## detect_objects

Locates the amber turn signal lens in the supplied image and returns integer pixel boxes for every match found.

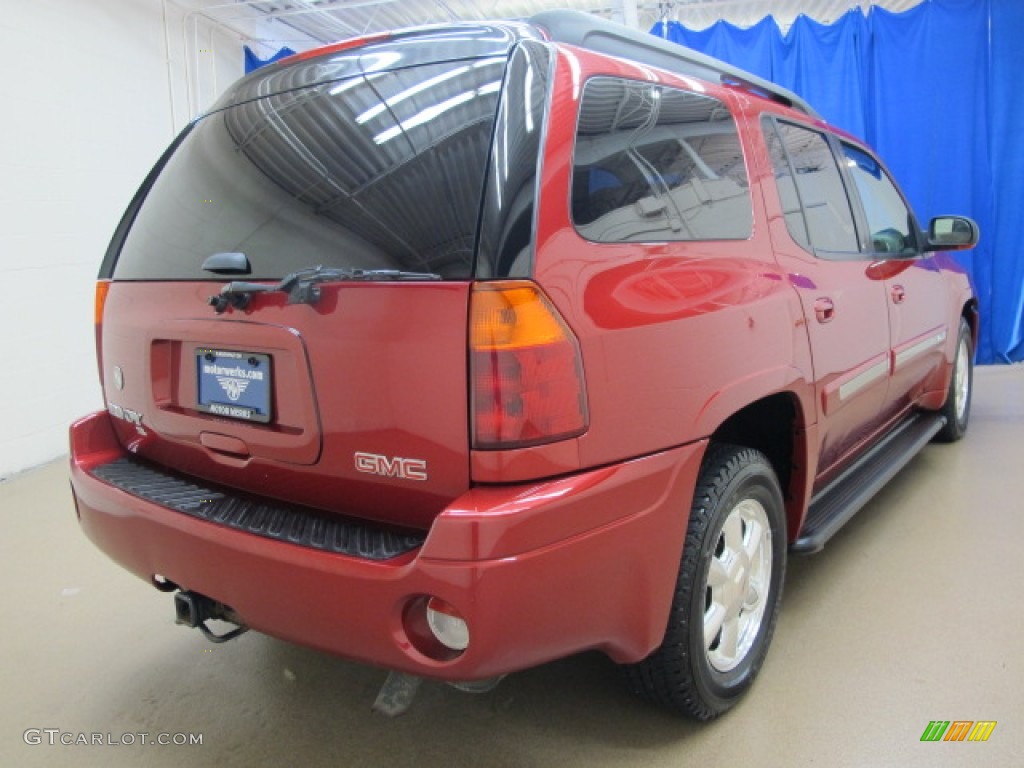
[470,284,570,350]
[94,280,111,326]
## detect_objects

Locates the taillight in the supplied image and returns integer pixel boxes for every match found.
[95,280,110,325]
[95,280,111,387]
[469,281,588,450]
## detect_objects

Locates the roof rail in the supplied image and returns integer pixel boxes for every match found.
[528,10,818,118]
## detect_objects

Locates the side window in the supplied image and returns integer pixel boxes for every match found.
[764,119,860,255]
[571,77,752,243]
[841,144,917,254]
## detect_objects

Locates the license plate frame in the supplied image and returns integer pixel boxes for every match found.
[195,348,272,423]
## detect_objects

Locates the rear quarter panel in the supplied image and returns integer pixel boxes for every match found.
[531,47,817,471]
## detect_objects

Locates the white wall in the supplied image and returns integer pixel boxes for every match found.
[0,0,253,478]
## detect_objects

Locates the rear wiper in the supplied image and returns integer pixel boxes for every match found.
[208,266,442,313]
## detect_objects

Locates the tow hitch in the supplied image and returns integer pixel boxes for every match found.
[174,590,249,643]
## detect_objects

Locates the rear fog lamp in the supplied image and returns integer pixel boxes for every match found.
[426,597,470,652]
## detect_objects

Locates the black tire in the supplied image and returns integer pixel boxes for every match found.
[625,444,786,720]
[934,318,973,443]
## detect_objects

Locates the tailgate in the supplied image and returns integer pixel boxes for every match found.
[101,280,470,529]
[94,33,520,528]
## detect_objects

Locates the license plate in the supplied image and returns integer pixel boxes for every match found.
[196,349,272,423]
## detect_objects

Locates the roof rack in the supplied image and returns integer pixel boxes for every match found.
[528,10,818,118]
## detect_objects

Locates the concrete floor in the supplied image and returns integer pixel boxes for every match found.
[2,366,1022,768]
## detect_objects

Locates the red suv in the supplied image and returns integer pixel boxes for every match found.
[69,10,978,719]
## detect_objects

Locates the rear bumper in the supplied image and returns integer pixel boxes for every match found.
[70,410,706,681]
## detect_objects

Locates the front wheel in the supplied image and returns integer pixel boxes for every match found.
[934,318,973,443]
[625,445,786,719]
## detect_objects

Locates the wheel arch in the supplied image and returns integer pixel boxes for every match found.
[707,391,812,543]
[962,298,980,351]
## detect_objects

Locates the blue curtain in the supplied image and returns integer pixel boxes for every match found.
[655,0,1023,364]
[989,0,1024,362]
[244,45,296,73]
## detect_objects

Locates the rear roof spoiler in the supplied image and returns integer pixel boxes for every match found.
[529,9,819,118]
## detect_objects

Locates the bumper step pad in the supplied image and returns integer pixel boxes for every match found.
[90,457,425,561]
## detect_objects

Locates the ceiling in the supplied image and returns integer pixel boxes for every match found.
[171,0,926,56]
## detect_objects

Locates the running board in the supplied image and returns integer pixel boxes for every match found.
[792,412,946,554]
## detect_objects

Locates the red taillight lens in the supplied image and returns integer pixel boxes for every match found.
[470,281,588,450]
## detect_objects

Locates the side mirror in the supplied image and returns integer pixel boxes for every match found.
[924,216,979,252]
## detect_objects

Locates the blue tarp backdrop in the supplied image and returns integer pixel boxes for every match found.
[653,0,1024,364]
[243,44,296,73]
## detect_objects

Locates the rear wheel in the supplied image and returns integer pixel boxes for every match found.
[935,318,973,443]
[625,445,786,719]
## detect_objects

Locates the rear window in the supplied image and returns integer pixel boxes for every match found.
[571,77,752,243]
[112,56,509,281]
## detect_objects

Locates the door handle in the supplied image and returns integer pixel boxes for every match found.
[891,284,906,304]
[813,297,835,323]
